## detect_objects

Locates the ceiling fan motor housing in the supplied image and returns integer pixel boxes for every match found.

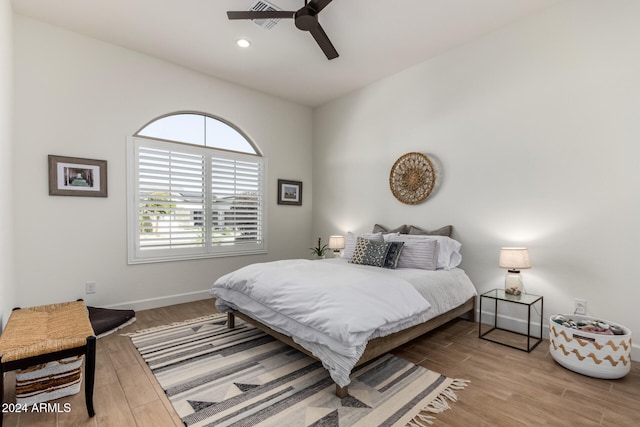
[295,8,318,31]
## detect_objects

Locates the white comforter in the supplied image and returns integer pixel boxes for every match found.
[211,259,476,387]
[211,259,431,357]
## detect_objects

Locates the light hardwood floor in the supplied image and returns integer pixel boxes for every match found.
[2,299,639,426]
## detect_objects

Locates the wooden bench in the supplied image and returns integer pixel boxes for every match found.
[0,301,96,426]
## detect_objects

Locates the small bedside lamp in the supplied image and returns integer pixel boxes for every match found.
[499,247,531,295]
[328,235,345,258]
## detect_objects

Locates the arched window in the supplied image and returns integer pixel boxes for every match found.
[137,113,259,154]
[127,112,266,264]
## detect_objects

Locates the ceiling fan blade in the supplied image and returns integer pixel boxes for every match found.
[309,0,334,13]
[227,10,294,20]
[309,24,339,60]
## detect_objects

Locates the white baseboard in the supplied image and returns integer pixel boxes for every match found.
[102,298,640,363]
[479,309,639,362]
[103,289,211,312]
[478,309,548,339]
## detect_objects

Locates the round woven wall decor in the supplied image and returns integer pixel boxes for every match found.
[389,152,436,205]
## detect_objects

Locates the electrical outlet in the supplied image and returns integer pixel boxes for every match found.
[86,281,96,294]
[574,298,587,315]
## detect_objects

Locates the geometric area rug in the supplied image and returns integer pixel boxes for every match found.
[126,314,469,427]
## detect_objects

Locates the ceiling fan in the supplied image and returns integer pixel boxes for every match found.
[227,0,339,60]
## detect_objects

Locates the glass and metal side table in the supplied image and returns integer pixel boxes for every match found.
[478,288,543,352]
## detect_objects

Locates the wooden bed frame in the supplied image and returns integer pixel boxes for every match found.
[224,296,476,398]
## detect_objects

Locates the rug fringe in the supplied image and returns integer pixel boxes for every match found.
[407,413,437,426]
[406,378,470,426]
[121,313,226,336]
[97,316,137,338]
[449,378,471,390]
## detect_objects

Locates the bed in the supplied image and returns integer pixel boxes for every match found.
[210,231,477,397]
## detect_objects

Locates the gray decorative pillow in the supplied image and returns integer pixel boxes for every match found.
[372,224,409,234]
[408,225,453,237]
[350,237,391,268]
[383,241,405,269]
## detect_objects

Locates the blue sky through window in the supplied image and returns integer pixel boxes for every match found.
[137,113,257,154]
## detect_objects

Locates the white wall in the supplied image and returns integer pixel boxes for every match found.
[313,0,640,359]
[13,16,313,310]
[0,1,15,327]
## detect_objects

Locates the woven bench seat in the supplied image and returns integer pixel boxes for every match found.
[0,301,96,425]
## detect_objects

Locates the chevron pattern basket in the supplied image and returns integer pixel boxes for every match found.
[549,314,631,379]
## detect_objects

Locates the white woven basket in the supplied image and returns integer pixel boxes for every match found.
[549,314,631,379]
[15,356,83,405]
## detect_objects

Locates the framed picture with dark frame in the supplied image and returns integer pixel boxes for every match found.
[277,179,302,206]
[48,155,108,197]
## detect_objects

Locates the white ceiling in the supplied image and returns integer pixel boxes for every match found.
[11,0,563,107]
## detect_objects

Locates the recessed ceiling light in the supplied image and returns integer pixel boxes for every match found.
[236,38,251,48]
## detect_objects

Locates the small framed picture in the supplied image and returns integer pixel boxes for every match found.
[48,155,108,197]
[277,179,302,206]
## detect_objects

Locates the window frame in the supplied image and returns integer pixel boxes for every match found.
[127,114,267,264]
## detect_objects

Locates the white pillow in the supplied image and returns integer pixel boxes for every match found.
[343,232,383,261]
[386,234,462,270]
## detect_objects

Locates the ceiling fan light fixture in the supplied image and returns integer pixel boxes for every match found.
[236,38,251,48]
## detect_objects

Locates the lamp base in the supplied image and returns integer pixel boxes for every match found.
[504,270,524,296]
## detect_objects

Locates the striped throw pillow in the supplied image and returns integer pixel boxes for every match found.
[387,235,439,270]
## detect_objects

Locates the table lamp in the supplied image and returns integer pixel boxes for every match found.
[499,247,531,295]
[328,235,345,258]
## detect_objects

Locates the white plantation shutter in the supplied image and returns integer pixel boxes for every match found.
[211,156,264,251]
[128,137,266,263]
[137,144,205,252]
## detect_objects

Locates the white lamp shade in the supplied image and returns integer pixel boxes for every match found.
[499,247,531,271]
[328,235,345,250]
